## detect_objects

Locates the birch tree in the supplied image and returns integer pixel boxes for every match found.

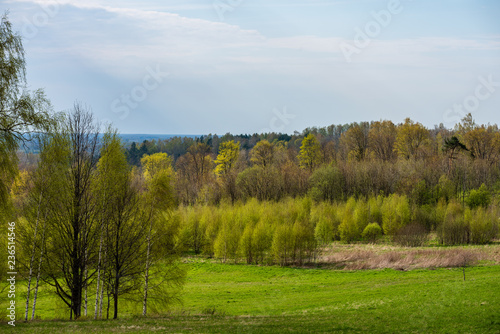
[140,153,177,316]
[0,13,54,207]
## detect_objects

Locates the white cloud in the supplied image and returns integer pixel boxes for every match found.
[7,0,500,133]
[13,0,500,74]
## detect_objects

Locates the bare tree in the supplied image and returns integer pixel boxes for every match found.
[41,104,100,319]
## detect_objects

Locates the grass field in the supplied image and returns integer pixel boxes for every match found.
[2,251,500,333]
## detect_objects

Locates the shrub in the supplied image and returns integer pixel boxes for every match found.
[314,216,334,246]
[469,207,498,244]
[362,223,382,243]
[381,194,411,237]
[292,221,316,265]
[394,223,428,247]
[179,207,206,254]
[272,225,294,266]
[412,204,437,232]
[368,195,383,225]
[311,202,340,241]
[466,184,491,209]
[239,224,254,264]
[252,220,272,264]
[338,197,360,243]
[438,200,469,245]
[213,211,240,262]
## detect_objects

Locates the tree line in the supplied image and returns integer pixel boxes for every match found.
[122,115,500,208]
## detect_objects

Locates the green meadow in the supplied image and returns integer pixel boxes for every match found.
[2,259,499,333]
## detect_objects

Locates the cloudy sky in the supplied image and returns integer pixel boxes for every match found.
[3,0,500,134]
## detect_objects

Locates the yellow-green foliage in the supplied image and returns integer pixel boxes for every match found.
[177,198,319,265]
[469,206,498,244]
[381,194,410,237]
[239,224,254,264]
[314,215,334,246]
[201,207,221,256]
[338,197,359,243]
[298,134,321,170]
[362,223,383,242]
[214,141,240,176]
[178,206,206,254]
[368,196,383,225]
[437,201,499,245]
[252,220,273,264]
[438,200,467,245]
[214,210,241,262]
[272,224,294,266]
[175,194,499,265]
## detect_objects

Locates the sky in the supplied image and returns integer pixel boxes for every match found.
[3,0,500,135]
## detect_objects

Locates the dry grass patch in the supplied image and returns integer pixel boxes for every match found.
[319,243,500,270]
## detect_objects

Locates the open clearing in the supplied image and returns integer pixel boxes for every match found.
[2,245,500,333]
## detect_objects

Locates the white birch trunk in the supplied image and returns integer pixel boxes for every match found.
[31,212,47,321]
[94,229,104,319]
[142,220,153,316]
[24,191,43,321]
[99,247,107,318]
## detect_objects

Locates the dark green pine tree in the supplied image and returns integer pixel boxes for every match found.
[126,142,140,166]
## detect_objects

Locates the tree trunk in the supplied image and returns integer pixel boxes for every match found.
[84,248,88,317]
[94,232,104,319]
[25,191,43,321]
[113,274,120,319]
[99,247,107,319]
[70,244,82,319]
[31,213,47,321]
[31,252,43,321]
[143,222,153,316]
[95,183,108,319]
[106,289,111,319]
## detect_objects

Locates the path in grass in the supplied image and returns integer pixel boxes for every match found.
[3,261,500,333]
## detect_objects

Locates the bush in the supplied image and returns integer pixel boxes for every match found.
[338,197,360,243]
[412,205,438,232]
[179,207,206,254]
[314,215,335,246]
[272,225,294,266]
[466,184,491,209]
[252,221,272,264]
[239,224,254,264]
[362,223,382,243]
[368,196,383,225]
[213,211,240,262]
[311,202,340,242]
[381,194,411,237]
[394,223,428,247]
[438,200,469,245]
[292,221,316,265]
[469,207,498,244]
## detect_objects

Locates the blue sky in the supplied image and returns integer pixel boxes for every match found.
[3,0,500,134]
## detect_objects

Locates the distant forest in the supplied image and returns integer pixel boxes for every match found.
[122,114,500,207]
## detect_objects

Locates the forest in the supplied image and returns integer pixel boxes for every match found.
[1,11,499,327]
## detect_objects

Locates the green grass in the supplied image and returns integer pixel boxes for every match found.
[2,261,500,333]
